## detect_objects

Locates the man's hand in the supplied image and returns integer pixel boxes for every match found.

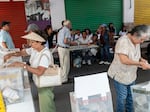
[140,61,150,70]
[7,61,24,68]
[4,53,12,62]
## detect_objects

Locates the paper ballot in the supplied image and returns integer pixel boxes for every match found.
[74,72,110,99]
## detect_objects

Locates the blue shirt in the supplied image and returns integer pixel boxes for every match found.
[57,26,71,47]
[0,29,15,49]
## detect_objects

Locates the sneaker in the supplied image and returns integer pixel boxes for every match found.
[82,60,86,64]
[104,61,110,65]
[99,61,104,64]
[87,60,92,65]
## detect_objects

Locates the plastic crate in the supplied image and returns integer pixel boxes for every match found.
[131,81,150,112]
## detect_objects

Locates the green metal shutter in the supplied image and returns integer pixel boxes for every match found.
[65,0,122,33]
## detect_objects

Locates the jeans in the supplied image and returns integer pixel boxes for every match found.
[114,80,135,112]
[100,45,111,62]
[82,50,92,62]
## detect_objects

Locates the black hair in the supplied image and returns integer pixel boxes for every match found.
[120,24,126,31]
[35,31,47,45]
[129,25,148,37]
[81,30,87,34]
[93,33,98,38]
[44,25,52,34]
[108,23,115,32]
[61,20,65,26]
[84,28,91,34]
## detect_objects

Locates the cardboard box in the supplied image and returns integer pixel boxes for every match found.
[131,81,150,112]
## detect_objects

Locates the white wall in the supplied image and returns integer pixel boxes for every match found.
[123,0,134,23]
[50,0,66,30]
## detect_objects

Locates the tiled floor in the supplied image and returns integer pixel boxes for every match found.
[54,63,150,112]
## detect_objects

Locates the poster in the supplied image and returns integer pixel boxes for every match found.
[25,0,51,30]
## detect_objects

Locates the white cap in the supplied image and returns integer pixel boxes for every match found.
[25,23,39,33]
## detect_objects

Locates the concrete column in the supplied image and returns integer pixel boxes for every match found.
[50,0,66,30]
[123,0,134,30]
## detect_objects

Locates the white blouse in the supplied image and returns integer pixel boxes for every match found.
[108,35,141,85]
[26,47,53,68]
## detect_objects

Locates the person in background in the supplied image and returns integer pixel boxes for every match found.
[78,30,93,65]
[99,24,111,65]
[96,25,103,40]
[24,23,40,48]
[119,25,128,36]
[70,29,76,41]
[4,32,56,112]
[90,34,99,62]
[0,21,15,49]
[57,20,77,83]
[44,25,56,48]
[25,23,40,34]
[108,22,117,35]
[108,25,149,112]
[85,28,93,40]
[108,23,116,50]
[74,29,82,40]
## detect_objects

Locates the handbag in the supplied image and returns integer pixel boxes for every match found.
[33,51,62,88]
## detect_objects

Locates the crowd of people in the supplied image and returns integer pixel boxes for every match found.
[56,21,128,66]
[1,19,150,112]
[0,20,128,67]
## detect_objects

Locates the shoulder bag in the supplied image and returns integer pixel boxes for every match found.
[34,51,62,88]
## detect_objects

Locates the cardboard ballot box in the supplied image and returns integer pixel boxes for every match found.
[70,73,113,112]
[131,81,150,112]
[0,67,24,105]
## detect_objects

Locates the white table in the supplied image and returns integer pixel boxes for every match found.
[6,89,35,112]
[50,44,99,53]
[69,44,98,51]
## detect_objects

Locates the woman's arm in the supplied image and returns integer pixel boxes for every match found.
[4,49,28,62]
[24,64,46,76]
[118,54,141,66]
[8,62,47,76]
[118,53,150,70]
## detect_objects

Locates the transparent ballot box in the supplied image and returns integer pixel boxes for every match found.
[70,92,113,112]
[0,48,21,66]
[0,67,24,105]
[70,73,113,112]
[131,81,150,112]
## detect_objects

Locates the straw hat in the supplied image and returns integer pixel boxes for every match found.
[22,32,46,42]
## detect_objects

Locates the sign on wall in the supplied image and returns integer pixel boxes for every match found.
[25,0,51,30]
